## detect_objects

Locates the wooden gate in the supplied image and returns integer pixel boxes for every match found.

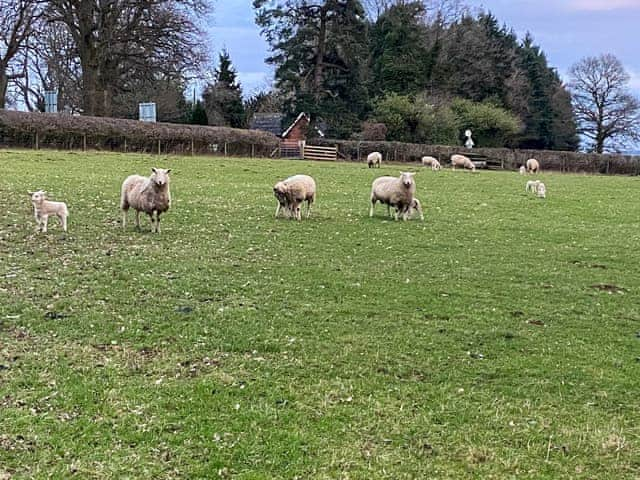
[303,144,337,161]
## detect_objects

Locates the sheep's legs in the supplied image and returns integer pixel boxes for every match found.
[122,210,127,229]
[135,211,141,229]
[306,200,313,219]
[369,200,375,218]
[156,213,161,233]
[41,215,49,232]
[60,214,68,232]
[275,203,281,218]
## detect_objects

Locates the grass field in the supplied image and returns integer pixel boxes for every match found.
[0,149,639,479]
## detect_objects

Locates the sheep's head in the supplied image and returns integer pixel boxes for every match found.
[399,172,416,189]
[151,168,171,188]
[29,190,46,203]
[273,181,288,203]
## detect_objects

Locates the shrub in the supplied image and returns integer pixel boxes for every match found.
[450,98,522,148]
[361,122,388,141]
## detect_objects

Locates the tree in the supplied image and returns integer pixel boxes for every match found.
[569,54,640,153]
[46,0,208,117]
[0,0,42,108]
[254,0,369,138]
[202,50,246,128]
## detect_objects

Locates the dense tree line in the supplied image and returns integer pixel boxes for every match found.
[254,0,581,150]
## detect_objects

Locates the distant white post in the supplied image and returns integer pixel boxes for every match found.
[465,129,474,149]
[139,102,157,122]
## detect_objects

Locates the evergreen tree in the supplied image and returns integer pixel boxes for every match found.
[190,101,209,125]
[203,50,246,128]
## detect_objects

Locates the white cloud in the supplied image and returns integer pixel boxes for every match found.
[567,0,640,11]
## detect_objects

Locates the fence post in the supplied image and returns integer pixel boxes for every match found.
[158,139,161,155]
[357,142,360,162]
[83,134,87,152]
[251,144,255,158]
[224,142,227,157]
[35,131,39,150]
[191,138,195,156]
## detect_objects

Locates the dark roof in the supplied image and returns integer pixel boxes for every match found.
[250,113,283,136]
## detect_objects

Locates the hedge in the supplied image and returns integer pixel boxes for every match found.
[312,138,640,175]
[0,109,280,157]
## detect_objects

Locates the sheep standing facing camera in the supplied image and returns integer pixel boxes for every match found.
[121,167,171,233]
[29,190,68,233]
[370,172,417,221]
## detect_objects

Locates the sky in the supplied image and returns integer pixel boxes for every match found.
[207,0,640,97]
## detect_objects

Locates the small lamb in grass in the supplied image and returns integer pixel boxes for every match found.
[431,159,442,171]
[526,180,541,193]
[519,165,526,175]
[29,190,68,233]
[367,152,382,168]
[273,174,317,221]
[537,182,546,198]
[121,167,171,233]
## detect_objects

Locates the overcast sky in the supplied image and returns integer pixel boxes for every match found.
[207,0,640,97]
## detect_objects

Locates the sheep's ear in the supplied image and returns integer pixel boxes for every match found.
[151,167,157,173]
[166,169,171,174]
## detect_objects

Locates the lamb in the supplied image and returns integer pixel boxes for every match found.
[367,152,382,168]
[526,180,541,193]
[29,190,68,232]
[431,159,442,171]
[121,167,171,233]
[408,197,425,221]
[422,156,437,167]
[519,165,526,175]
[273,174,316,221]
[451,154,476,172]
[526,158,540,174]
[537,182,546,198]
[369,172,417,221]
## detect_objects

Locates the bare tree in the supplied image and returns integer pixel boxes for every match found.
[46,0,209,117]
[569,54,640,153]
[0,0,42,108]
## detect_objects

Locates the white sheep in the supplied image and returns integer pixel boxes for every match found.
[273,174,316,221]
[367,152,382,168]
[369,172,417,221]
[408,197,425,221]
[29,190,68,233]
[525,180,541,193]
[431,159,442,171]
[526,158,540,174]
[537,182,546,198]
[519,165,526,175]
[121,167,171,233]
[422,156,437,167]
[451,154,476,172]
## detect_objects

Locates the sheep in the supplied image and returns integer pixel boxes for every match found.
[431,159,442,171]
[537,182,546,198]
[121,167,171,233]
[526,180,541,193]
[422,156,437,167]
[526,158,540,174]
[519,165,526,175]
[451,154,476,172]
[29,190,68,233]
[273,174,316,221]
[369,172,417,221]
[408,197,425,221]
[367,152,382,168]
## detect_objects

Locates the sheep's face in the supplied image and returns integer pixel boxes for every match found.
[30,190,46,203]
[399,172,416,188]
[273,182,287,204]
[151,168,171,188]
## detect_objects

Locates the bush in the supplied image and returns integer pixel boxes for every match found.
[361,122,388,141]
[450,98,522,148]
[0,110,279,156]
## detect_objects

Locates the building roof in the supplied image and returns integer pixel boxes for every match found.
[281,112,310,139]
[249,113,284,136]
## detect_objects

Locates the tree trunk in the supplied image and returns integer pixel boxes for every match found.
[312,8,328,102]
[0,70,8,109]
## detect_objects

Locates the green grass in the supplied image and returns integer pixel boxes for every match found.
[0,149,639,479]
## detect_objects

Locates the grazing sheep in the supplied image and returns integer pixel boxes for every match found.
[526,180,541,193]
[121,167,171,233]
[422,156,437,167]
[451,154,476,172]
[369,172,416,221]
[408,197,425,221]
[431,159,442,171]
[29,190,68,233]
[519,165,526,175]
[273,174,316,221]
[367,152,382,168]
[526,158,540,174]
[537,182,546,198]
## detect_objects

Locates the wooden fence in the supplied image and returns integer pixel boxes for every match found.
[303,144,337,161]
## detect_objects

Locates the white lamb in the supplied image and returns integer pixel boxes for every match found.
[451,154,476,172]
[537,182,546,198]
[273,174,316,221]
[431,159,442,171]
[29,190,68,233]
[367,152,382,168]
[526,158,540,174]
[519,165,526,175]
[369,172,417,221]
[422,156,437,167]
[121,167,171,233]
[408,197,425,221]
[526,180,541,193]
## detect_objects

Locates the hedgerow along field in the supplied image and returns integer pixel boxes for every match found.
[0,149,638,479]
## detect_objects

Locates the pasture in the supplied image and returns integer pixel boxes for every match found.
[0,150,639,479]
